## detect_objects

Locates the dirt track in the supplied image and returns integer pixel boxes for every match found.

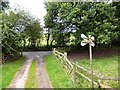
[9,59,33,88]
[36,58,52,88]
[9,51,52,88]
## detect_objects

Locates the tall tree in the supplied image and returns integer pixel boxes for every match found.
[44,2,119,47]
[1,4,43,62]
[44,2,59,47]
[44,2,72,47]
[2,11,21,61]
[25,19,43,47]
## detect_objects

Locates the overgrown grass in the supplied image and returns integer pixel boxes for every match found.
[0,57,24,89]
[44,54,75,88]
[74,55,120,88]
[25,60,38,88]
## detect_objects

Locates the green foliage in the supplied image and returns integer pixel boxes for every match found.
[2,12,21,59]
[44,2,59,47]
[44,2,120,46]
[24,19,43,47]
[1,5,43,61]
[44,2,73,47]
[1,57,24,89]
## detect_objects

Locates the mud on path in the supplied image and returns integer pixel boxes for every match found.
[9,51,52,88]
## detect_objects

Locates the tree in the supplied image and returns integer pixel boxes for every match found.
[44,2,59,47]
[25,18,43,47]
[44,2,119,47]
[59,2,118,45]
[111,2,120,45]
[1,4,43,62]
[2,11,21,61]
[44,2,72,47]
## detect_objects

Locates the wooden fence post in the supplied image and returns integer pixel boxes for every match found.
[0,56,2,65]
[64,52,67,65]
[64,52,67,58]
[2,55,4,64]
[73,62,78,86]
[98,73,102,88]
[75,62,78,82]
[53,48,55,53]
[64,52,67,70]
[73,64,75,84]
[71,62,76,85]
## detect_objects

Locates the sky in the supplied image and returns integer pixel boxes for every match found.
[9,0,47,26]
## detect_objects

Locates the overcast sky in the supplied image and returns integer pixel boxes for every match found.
[9,0,47,26]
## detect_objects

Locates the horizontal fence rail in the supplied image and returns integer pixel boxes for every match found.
[71,62,120,81]
[53,48,119,88]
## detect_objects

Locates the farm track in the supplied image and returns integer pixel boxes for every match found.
[36,58,52,88]
[9,58,33,88]
[9,51,52,88]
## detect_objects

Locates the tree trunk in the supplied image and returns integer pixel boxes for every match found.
[23,39,26,47]
[47,33,50,47]
[36,40,39,47]
[50,39,54,47]
[36,39,40,47]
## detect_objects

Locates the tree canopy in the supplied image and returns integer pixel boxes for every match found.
[1,3,43,62]
[44,2,120,47]
[1,1,120,62]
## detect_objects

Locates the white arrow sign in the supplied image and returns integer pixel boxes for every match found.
[81,34,95,47]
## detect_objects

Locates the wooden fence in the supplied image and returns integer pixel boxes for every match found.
[53,48,75,82]
[53,48,119,88]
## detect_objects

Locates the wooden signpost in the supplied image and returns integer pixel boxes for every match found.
[81,34,95,89]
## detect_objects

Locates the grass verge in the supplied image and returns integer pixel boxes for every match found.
[25,60,38,88]
[44,54,75,88]
[1,57,24,89]
[44,53,119,88]
[74,55,120,88]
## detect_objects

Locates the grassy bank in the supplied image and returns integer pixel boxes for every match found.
[44,54,75,88]
[25,60,38,88]
[1,57,25,89]
[74,55,119,88]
